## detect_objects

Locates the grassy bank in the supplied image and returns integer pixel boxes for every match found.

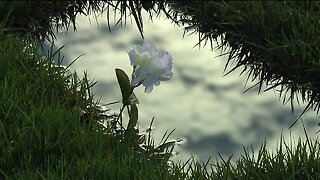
[0,34,177,179]
[168,1,320,124]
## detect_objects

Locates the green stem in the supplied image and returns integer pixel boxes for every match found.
[117,104,126,131]
[117,86,135,131]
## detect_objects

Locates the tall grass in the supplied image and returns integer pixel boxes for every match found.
[169,123,320,179]
[0,34,177,179]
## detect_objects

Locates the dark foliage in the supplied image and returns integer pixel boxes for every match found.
[167,1,320,126]
[0,0,167,43]
[0,1,97,42]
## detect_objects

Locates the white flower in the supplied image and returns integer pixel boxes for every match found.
[128,40,173,93]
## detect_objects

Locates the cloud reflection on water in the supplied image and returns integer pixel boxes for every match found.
[44,10,319,163]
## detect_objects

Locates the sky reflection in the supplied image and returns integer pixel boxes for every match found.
[44,10,320,163]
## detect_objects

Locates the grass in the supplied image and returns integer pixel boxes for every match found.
[167,1,320,125]
[1,26,320,180]
[168,123,320,179]
[0,33,177,179]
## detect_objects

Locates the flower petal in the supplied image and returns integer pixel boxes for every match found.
[145,85,153,93]
[128,40,173,93]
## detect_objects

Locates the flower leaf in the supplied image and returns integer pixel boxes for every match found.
[129,92,139,105]
[127,104,138,130]
[115,68,131,103]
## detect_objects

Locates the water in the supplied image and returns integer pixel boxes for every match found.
[44,10,319,163]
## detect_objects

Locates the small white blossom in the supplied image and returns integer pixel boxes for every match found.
[128,40,173,93]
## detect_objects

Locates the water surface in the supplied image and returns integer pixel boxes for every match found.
[45,10,319,163]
